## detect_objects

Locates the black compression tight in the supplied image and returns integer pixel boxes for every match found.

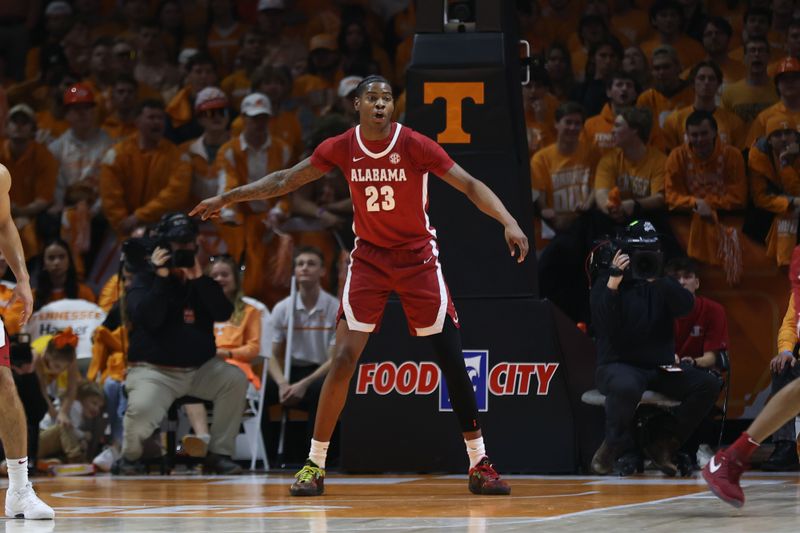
[428,317,480,433]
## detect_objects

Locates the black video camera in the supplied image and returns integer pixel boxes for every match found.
[590,220,664,281]
[122,213,199,271]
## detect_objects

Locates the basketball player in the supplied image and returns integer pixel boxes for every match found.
[0,164,55,519]
[192,75,529,496]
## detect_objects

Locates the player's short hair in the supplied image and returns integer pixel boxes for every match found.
[294,245,325,265]
[616,106,653,142]
[355,75,391,97]
[690,60,723,84]
[665,256,699,277]
[555,101,585,122]
[685,109,718,132]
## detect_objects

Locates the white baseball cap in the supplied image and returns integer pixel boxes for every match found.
[338,76,363,98]
[258,0,286,10]
[240,93,273,117]
[195,87,228,111]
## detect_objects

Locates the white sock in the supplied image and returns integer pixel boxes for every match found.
[465,437,486,469]
[308,439,329,469]
[6,457,29,492]
[196,433,211,444]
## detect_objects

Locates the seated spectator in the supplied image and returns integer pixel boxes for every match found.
[665,111,747,276]
[100,99,191,238]
[221,29,266,111]
[756,250,800,470]
[34,68,77,146]
[748,116,800,267]
[48,83,115,277]
[544,42,576,102]
[182,87,230,210]
[23,1,74,82]
[38,381,105,466]
[570,39,624,117]
[230,65,304,164]
[594,106,666,226]
[264,246,337,446]
[292,34,342,119]
[114,212,246,475]
[33,329,81,432]
[622,46,652,90]
[747,57,800,149]
[206,0,247,78]
[730,7,783,63]
[523,65,559,158]
[767,19,800,76]
[0,105,58,260]
[582,71,642,155]
[220,93,293,307]
[721,37,779,124]
[692,17,745,86]
[662,61,746,151]
[165,52,220,145]
[636,45,693,129]
[640,0,705,72]
[102,74,141,142]
[568,14,617,82]
[33,239,96,311]
[132,20,181,98]
[532,101,599,322]
[180,254,263,458]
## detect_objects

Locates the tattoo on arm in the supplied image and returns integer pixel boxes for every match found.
[222,158,324,203]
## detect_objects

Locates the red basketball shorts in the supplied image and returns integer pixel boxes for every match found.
[0,323,8,368]
[338,238,458,337]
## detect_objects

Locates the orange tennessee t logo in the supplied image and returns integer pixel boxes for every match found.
[423,82,485,144]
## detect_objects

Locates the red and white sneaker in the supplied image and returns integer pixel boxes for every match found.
[701,449,746,508]
[468,457,511,495]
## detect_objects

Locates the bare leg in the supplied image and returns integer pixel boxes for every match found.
[0,367,26,458]
[184,403,209,436]
[311,320,370,441]
[748,378,800,442]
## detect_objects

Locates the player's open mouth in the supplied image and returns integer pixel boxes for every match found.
[374,112,385,119]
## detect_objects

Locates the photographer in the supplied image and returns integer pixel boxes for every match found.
[590,220,720,476]
[115,212,248,475]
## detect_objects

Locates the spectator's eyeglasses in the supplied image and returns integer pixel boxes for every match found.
[199,109,227,118]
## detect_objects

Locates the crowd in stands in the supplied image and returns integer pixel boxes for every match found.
[0,0,799,473]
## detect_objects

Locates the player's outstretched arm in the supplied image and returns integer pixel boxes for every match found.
[0,165,33,324]
[190,157,326,220]
[440,163,529,263]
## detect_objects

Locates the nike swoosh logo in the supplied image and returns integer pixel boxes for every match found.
[423,256,434,264]
[352,156,366,162]
[709,456,721,473]
[453,314,459,324]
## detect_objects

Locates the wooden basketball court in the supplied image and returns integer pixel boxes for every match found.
[6,471,800,532]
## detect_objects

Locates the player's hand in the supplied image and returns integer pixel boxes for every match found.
[190,195,228,221]
[504,222,529,263]
[770,352,796,373]
[10,279,33,326]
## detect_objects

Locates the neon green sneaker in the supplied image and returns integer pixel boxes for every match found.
[290,460,325,496]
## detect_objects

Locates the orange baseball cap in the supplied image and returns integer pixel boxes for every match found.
[63,83,95,106]
[766,114,798,137]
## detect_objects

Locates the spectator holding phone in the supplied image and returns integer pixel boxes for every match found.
[748,115,800,266]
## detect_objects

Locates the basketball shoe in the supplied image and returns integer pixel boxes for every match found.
[5,483,55,519]
[468,457,511,495]
[290,460,325,496]
[701,449,746,508]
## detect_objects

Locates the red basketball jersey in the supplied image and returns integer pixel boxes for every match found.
[310,122,455,250]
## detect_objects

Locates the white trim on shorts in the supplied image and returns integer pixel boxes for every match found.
[342,238,377,332]
[414,239,448,337]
